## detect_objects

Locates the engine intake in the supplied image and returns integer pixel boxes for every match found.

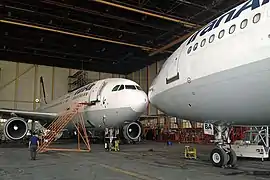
[4,117,28,140]
[122,122,142,141]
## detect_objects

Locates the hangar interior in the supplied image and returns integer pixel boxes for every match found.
[0,0,257,144]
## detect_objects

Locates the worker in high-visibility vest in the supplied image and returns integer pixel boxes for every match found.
[114,139,120,151]
[110,134,120,151]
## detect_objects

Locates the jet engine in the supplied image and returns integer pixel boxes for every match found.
[122,121,142,141]
[3,117,28,140]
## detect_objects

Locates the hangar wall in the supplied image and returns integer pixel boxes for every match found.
[127,60,165,116]
[0,60,125,111]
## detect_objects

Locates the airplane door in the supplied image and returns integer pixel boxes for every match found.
[89,80,107,103]
[166,46,182,84]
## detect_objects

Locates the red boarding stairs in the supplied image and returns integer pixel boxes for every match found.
[37,102,91,153]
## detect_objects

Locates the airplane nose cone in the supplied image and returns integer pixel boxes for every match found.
[131,92,148,113]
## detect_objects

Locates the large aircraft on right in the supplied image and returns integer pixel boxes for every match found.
[148,0,270,168]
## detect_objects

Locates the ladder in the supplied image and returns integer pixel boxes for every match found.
[37,103,91,153]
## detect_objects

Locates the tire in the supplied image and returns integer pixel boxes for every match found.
[227,149,237,167]
[210,147,229,167]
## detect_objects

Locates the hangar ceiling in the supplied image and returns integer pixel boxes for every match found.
[1,0,244,74]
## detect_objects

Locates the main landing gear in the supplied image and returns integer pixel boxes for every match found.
[210,125,237,168]
[104,127,120,151]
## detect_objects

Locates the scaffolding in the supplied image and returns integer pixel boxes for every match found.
[229,126,250,143]
[68,70,89,92]
[37,102,91,153]
[140,116,214,144]
[231,126,269,160]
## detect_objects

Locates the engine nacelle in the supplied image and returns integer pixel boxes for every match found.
[122,121,142,141]
[3,117,28,140]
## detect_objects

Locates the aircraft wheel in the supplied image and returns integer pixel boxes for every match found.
[227,149,237,167]
[210,147,229,167]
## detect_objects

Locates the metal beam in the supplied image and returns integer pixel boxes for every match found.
[0,19,154,51]
[41,0,172,31]
[33,65,38,110]
[149,31,195,56]
[51,67,55,101]
[0,99,39,103]
[93,0,199,28]
[14,62,19,109]
[4,4,163,37]
[148,0,246,56]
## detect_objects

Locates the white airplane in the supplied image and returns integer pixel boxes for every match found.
[0,77,148,142]
[148,0,270,167]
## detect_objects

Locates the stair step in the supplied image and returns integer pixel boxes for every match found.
[37,103,84,152]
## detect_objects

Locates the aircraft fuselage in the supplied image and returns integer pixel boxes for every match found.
[148,0,270,125]
[38,78,148,128]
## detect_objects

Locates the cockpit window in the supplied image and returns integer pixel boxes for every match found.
[136,85,142,91]
[125,85,136,90]
[118,85,124,91]
[112,85,120,91]
[113,84,142,91]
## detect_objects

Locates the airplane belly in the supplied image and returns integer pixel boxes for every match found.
[82,107,141,128]
[153,57,270,125]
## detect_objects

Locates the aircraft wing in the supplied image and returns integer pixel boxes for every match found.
[0,108,57,123]
[140,115,160,118]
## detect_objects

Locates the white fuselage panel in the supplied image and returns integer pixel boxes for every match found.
[149,0,270,125]
[36,78,148,129]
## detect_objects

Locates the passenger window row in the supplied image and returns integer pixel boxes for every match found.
[187,13,261,54]
[112,84,143,91]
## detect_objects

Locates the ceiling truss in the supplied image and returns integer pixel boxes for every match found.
[1,0,244,74]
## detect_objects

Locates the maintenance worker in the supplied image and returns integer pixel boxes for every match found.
[114,134,120,151]
[29,132,40,160]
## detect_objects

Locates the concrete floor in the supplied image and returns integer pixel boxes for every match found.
[0,141,269,180]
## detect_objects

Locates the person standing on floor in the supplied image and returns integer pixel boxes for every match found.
[29,132,40,160]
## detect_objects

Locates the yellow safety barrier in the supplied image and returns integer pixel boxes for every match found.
[184,146,197,159]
